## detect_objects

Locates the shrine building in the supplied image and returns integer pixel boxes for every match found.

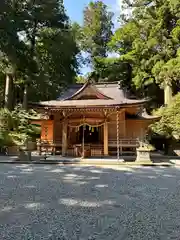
[30,81,158,158]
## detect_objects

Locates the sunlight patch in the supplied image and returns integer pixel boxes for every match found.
[7,175,18,178]
[49,169,64,173]
[74,181,87,185]
[24,185,36,189]
[15,164,29,168]
[95,184,108,188]
[162,174,174,178]
[59,198,115,207]
[90,170,103,173]
[21,168,34,172]
[147,176,157,179]
[24,202,44,209]
[99,166,136,172]
[1,206,13,212]
[72,167,84,171]
[65,174,78,178]
[88,177,100,180]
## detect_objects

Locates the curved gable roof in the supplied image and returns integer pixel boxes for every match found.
[31,81,149,108]
[63,81,112,100]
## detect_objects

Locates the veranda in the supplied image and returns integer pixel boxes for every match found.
[37,107,146,158]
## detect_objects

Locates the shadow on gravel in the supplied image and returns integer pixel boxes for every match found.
[0,164,180,239]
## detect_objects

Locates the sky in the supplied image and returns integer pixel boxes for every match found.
[64,0,122,75]
[64,0,121,26]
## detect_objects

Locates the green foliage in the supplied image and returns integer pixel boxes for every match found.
[29,27,79,101]
[152,50,180,86]
[151,93,180,138]
[21,0,79,101]
[110,0,180,105]
[80,1,131,83]
[75,75,87,83]
[81,1,114,76]
[88,56,133,86]
[0,0,80,105]
[0,0,179,108]
[0,106,40,147]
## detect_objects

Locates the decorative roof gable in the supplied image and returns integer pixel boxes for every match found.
[29,81,149,108]
[64,81,112,101]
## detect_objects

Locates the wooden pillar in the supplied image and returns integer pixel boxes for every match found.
[122,109,126,138]
[62,120,68,156]
[164,82,172,106]
[116,110,120,159]
[104,121,108,156]
[82,124,85,158]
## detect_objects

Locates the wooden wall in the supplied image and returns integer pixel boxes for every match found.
[53,114,62,143]
[108,111,150,141]
[38,110,151,143]
[108,111,126,140]
[41,120,54,141]
[126,120,149,139]
[68,127,77,144]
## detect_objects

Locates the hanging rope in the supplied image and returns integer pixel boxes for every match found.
[82,124,85,158]
[68,122,106,128]
[116,110,120,160]
[82,116,85,158]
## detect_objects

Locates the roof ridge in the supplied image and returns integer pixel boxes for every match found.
[94,81,119,85]
[64,81,112,101]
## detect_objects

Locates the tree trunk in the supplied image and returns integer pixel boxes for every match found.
[22,83,28,110]
[164,82,173,106]
[4,74,14,110]
[23,18,37,110]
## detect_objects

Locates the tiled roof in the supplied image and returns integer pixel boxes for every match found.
[32,82,148,107]
[126,109,160,120]
[57,84,83,100]
[36,98,147,107]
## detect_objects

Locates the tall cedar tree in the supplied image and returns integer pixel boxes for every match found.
[20,0,79,105]
[0,0,34,109]
[110,0,180,106]
[0,0,79,108]
[82,1,114,81]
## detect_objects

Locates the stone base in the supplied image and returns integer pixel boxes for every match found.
[136,148,152,163]
[173,150,180,156]
[27,141,36,151]
[18,151,31,161]
[7,146,19,155]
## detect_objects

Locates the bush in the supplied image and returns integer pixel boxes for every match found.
[0,106,41,147]
[151,93,180,139]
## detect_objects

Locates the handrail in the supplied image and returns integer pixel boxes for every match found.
[109,138,139,146]
[37,139,139,146]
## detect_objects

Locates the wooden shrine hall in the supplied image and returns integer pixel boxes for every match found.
[30,81,158,158]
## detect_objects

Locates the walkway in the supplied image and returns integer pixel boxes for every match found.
[0,164,180,239]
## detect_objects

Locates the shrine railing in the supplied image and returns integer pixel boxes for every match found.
[109,138,139,147]
[36,138,140,156]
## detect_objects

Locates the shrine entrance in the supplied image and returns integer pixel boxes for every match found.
[71,124,103,158]
[78,125,100,144]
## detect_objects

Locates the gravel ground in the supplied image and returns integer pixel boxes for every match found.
[0,164,180,240]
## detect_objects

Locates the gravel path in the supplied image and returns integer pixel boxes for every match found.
[0,164,180,239]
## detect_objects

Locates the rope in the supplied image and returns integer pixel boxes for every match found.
[82,117,85,158]
[116,110,120,160]
[68,122,106,128]
[82,124,85,158]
